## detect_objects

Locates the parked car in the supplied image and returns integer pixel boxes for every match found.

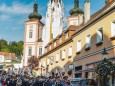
[80,79,96,86]
[69,78,81,86]
[70,78,96,86]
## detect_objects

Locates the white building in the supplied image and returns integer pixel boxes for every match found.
[23,0,64,66]
[42,0,64,53]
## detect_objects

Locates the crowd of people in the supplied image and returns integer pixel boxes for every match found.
[0,72,71,86]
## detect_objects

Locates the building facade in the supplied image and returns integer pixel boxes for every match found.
[23,3,44,66]
[42,0,64,53]
[39,0,115,81]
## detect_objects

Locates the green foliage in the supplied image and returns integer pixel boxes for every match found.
[95,58,115,76]
[0,39,23,56]
[0,39,9,52]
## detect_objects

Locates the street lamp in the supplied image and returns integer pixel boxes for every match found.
[41,65,43,76]
[62,66,65,76]
[102,48,108,59]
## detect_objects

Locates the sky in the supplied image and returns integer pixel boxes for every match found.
[0,0,105,42]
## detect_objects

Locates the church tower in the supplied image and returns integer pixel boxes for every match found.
[42,0,64,52]
[67,0,84,27]
[23,2,44,66]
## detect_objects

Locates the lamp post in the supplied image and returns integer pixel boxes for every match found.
[95,48,115,86]
[102,48,108,59]
[41,65,43,76]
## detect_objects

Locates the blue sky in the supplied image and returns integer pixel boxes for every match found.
[0,0,105,42]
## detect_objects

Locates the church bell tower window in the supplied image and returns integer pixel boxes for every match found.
[28,47,32,56]
[29,31,33,38]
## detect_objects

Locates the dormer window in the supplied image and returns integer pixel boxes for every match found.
[59,37,62,43]
[50,45,51,50]
[54,42,56,47]
[66,33,69,39]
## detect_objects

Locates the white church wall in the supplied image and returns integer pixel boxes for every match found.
[26,23,37,43]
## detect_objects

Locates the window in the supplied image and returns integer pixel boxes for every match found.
[62,50,65,59]
[77,40,81,52]
[69,46,72,56]
[39,48,42,56]
[43,60,46,67]
[47,58,50,65]
[66,33,69,39]
[62,66,65,72]
[29,31,33,38]
[59,37,62,43]
[96,28,103,43]
[56,68,58,74]
[49,45,51,50]
[54,42,56,47]
[56,53,59,62]
[86,34,91,48]
[111,21,115,37]
[28,47,32,56]
[60,50,62,59]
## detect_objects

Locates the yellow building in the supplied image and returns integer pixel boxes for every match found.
[39,0,115,80]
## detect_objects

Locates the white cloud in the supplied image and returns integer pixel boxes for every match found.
[0,14,10,21]
[0,2,32,15]
[41,16,46,23]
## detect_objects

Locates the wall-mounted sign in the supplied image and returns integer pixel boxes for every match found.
[68,64,74,70]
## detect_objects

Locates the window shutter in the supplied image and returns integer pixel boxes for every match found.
[69,46,72,56]
[62,50,65,59]
[77,40,81,52]
[111,22,115,37]
[97,29,103,43]
[86,35,91,48]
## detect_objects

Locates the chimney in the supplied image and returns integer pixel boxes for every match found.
[84,0,90,23]
[105,0,113,4]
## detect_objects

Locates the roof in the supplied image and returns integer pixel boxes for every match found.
[0,52,16,59]
[72,0,115,37]
[40,1,115,59]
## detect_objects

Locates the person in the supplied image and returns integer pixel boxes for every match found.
[16,77,22,86]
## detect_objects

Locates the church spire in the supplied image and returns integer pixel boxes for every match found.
[28,0,42,20]
[69,0,83,16]
[74,0,79,9]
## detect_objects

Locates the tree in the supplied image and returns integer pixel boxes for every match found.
[0,39,23,56]
[8,41,23,56]
[28,56,39,69]
[0,39,9,52]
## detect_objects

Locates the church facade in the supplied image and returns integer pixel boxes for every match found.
[23,3,44,66]
[23,0,64,66]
